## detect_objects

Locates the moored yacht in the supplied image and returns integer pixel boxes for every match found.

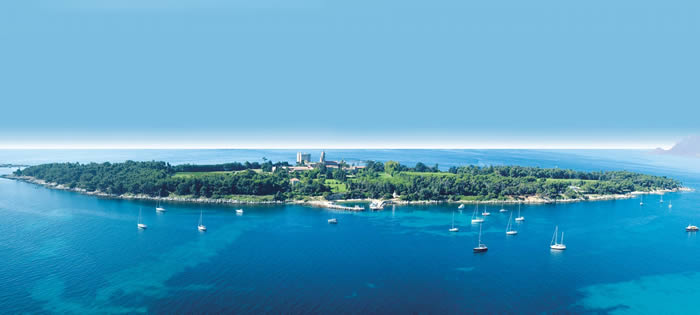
[499,202,507,213]
[482,206,491,216]
[328,218,338,224]
[515,203,524,222]
[471,204,484,224]
[155,201,166,212]
[686,224,698,232]
[506,212,517,235]
[473,223,487,253]
[449,211,459,232]
[236,209,244,215]
[458,204,465,209]
[550,226,566,250]
[137,208,147,229]
[197,209,207,231]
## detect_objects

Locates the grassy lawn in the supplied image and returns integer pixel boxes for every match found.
[325,179,348,193]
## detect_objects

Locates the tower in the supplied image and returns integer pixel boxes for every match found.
[320,151,326,163]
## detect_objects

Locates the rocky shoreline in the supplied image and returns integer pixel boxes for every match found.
[2,175,692,209]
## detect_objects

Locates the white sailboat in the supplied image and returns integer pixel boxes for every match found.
[235,209,244,215]
[458,204,465,209]
[328,218,338,224]
[506,212,518,235]
[156,200,166,212]
[499,202,507,213]
[198,209,207,231]
[686,224,698,232]
[660,195,664,203]
[550,226,566,250]
[137,208,147,229]
[668,201,672,209]
[473,223,488,253]
[482,205,491,216]
[471,204,484,224]
[449,211,459,232]
[515,203,524,221]
[640,195,644,206]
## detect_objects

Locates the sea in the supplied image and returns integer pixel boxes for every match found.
[0,149,699,314]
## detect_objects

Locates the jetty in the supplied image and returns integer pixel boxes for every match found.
[311,201,365,211]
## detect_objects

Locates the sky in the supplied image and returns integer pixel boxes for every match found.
[1,0,698,149]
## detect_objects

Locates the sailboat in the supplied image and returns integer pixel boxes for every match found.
[471,204,484,224]
[550,226,566,250]
[686,224,698,232]
[235,209,244,215]
[156,200,166,212]
[458,204,465,209]
[473,223,488,253]
[482,205,491,216]
[449,211,459,232]
[198,209,207,231]
[499,202,507,213]
[669,201,673,209]
[137,208,147,229]
[640,195,644,206]
[506,212,518,235]
[515,203,524,221]
[328,218,338,224]
[660,195,664,203]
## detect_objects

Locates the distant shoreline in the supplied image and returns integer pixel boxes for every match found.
[0,164,28,168]
[3,175,692,209]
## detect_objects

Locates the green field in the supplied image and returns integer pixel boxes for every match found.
[325,179,348,193]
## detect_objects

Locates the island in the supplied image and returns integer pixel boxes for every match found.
[2,158,684,207]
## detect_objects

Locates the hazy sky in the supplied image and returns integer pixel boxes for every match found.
[1,0,698,149]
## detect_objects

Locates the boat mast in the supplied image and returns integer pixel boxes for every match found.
[560,232,564,245]
[478,223,482,246]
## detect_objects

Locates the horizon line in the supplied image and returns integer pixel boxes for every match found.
[0,145,668,150]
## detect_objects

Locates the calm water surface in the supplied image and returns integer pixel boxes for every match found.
[0,150,699,314]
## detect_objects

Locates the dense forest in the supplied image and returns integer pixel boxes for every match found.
[11,160,681,201]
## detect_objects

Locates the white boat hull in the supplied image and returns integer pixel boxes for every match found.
[506,231,518,235]
[550,244,566,250]
[471,219,484,224]
[449,228,459,232]
[137,224,147,229]
[515,217,524,221]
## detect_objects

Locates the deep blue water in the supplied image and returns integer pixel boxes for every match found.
[1,150,699,314]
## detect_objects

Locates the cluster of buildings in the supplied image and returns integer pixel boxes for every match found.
[281,151,365,173]
[285,151,366,186]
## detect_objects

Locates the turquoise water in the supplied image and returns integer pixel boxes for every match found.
[1,150,699,313]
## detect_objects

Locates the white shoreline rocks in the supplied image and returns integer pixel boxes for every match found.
[2,175,692,208]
